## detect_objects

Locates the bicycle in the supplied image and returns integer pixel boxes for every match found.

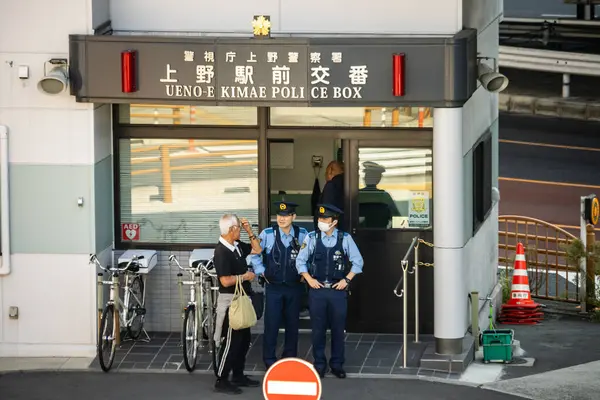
[90,253,151,372]
[169,249,219,372]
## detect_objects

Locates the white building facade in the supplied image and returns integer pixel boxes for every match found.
[0,0,503,364]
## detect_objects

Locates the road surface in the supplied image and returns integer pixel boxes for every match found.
[0,371,525,400]
[499,113,600,235]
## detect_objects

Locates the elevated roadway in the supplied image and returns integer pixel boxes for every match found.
[504,0,598,19]
[499,112,600,235]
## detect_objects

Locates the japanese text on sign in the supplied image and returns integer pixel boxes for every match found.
[157,48,369,101]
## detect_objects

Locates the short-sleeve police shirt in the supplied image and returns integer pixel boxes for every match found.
[214,238,253,294]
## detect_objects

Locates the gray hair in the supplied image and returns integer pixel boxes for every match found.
[219,214,239,235]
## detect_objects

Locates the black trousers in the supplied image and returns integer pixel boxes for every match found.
[216,308,251,380]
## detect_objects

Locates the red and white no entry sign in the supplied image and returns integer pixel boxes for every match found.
[263,358,322,400]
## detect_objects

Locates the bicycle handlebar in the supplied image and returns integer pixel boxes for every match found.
[89,253,143,273]
[168,254,216,276]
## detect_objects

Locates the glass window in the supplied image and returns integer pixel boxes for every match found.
[358,147,432,229]
[118,138,258,245]
[473,134,492,231]
[118,104,258,125]
[270,107,433,128]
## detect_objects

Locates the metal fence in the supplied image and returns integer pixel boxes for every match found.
[498,215,580,302]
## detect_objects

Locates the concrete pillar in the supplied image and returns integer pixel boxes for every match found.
[432,107,466,355]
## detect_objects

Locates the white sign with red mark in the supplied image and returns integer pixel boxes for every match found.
[263,358,321,400]
[121,223,140,241]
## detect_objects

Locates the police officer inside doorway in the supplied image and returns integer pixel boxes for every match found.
[251,201,309,370]
[295,203,364,378]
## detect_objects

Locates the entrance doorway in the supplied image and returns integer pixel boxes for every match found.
[344,139,434,334]
[265,129,434,334]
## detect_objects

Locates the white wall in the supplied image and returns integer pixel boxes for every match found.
[461,0,503,331]
[0,0,109,357]
[110,0,462,35]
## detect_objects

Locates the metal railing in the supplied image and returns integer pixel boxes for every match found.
[499,45,600,77]
[393,235,434,368]
[498,215,579,302]
[499,45,600,98]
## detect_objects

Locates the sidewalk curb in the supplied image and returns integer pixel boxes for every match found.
[0,365,503,390]
[499,93,600,121]
[482,385,537,400]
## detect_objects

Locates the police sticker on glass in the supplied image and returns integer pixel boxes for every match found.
[408,191,430,228]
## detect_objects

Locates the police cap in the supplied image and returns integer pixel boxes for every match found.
[316,203,344,218]
[274,201,298,216]
[363,161,386,173]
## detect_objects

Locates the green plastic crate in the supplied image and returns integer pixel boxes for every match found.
[482,329,514,363]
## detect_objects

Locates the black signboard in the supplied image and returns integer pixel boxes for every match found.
[69,30,477,107]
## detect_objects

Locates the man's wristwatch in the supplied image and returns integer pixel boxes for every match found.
[344,277,351,284]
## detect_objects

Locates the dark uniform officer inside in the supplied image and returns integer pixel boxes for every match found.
[251,201,309,370]
[296,203,364,378]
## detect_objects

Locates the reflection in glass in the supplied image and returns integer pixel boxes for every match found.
[358,147,432,229]
[119,138,258,244]
[270,107,433,127]
[118,104,258,125]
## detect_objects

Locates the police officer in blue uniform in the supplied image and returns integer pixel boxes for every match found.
[251,201,309,370]
[295,203,364,379]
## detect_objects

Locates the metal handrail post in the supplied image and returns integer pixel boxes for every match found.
[414,243,419,343]
[402,259,408,368]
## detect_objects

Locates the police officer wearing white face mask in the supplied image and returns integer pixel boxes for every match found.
[295,203,364,379]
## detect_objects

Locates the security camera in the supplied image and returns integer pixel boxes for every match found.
[477,59,509,93]
[492,186,500,203]
[38,59,69,95]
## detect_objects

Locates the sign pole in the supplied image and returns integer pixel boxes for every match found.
[580,196,587,313]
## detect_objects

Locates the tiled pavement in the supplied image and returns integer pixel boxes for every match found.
[89,331,461,380]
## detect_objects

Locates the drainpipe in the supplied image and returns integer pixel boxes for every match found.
[0,125,10,275]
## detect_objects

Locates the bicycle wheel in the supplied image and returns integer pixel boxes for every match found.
[182,305,198,372]
[98,304,117,372]
[126,276,145,340]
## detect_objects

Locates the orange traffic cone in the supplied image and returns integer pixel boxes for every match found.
[506,243,537,307]
[499,242,544,324]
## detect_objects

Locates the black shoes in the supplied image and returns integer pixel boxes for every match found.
[214,379,242,395]
[331,368,347,379]
[314,366,346,379]
[232,375,260,387]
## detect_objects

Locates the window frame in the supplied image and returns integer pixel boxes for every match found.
[112,105,261,251]
[113,105,435,250]
[349,138,434,232]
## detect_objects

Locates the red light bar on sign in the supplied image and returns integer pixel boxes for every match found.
[392,53,405,97]
[121,50,137,93]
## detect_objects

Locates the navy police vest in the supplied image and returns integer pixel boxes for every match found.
[310,231,349,282]
[264,225,301,284]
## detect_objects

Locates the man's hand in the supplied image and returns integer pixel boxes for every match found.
[332,279,348,291]
[243,271,256,282]
[240,218,252,234]
[307,277,324,289]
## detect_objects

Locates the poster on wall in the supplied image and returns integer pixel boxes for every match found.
[121,223,141,241]
[408,191,430,228]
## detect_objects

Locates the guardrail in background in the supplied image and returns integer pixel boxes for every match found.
[130,141,257,203]
[363,107,432,128]
[499,45,600,97]
[498,215,581,302]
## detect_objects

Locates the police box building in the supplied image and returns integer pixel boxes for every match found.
[0,0,505,373]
